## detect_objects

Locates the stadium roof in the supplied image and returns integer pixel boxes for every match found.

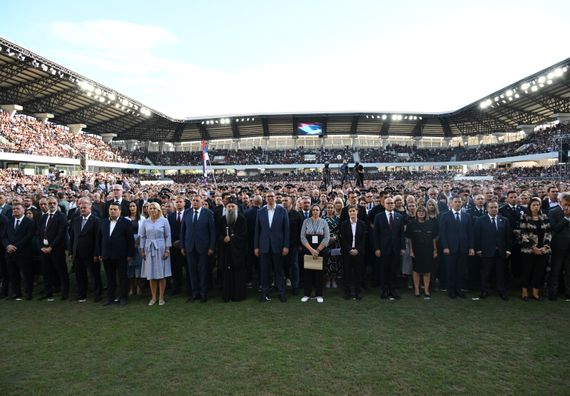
[1,36,569,142]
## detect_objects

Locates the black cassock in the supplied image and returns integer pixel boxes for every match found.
[218,214,248,301]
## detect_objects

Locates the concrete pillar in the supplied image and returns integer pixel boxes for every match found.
[158,141,166,153]
[232,138,240,151]
[413,136,422,147]
[517,124,535,137]
[174,142,183,152]
[553,113,570,125]
[380,136,388,148]
[462,136,469,147]
[125,139,138,151]
[33,113,54,123]
[1,104,23,117]
[100,133,117,144]
[68,124,86,134]
[443,137,452,148]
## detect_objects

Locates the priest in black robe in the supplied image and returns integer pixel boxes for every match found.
[217,198,248,302]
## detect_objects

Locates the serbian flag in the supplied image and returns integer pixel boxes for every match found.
[201,139,209,177]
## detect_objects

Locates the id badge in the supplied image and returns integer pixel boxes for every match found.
[43,239,49,246]
[311,235,319,244]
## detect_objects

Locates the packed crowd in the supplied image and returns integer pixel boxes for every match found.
[1,166,569,307]
[0,111,144,163]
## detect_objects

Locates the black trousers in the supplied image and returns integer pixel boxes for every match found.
[480,253,506,294]
[41,248,69,298]
[343,253,363,296]
[6,253,33,298]
[260,252,285,297]
[303,267,323,297]
[549,249,570,296]
[520,253,547,289]
[74,257,102,300]
[380,254,400,292]
[103,258,129,301]
[170,247,189,295]
[445,253,467,294]
[0,251,10,296]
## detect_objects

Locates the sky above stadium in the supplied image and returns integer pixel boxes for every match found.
[2,0,570,119]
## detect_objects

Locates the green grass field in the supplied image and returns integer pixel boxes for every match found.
[1,288,569,395]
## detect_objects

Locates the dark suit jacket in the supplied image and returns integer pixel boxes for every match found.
[499,204,523,230]
[97,217,135,260]
[549,205,570,252]
[69,214,100,259]
[541,198,559,214]
[2,216,36,258]
[180,207,216,255]
[254,205,290,254]
[37,211,67,250]
[168,211,184,244]
[0,204,12,219]
[439,210,474,254]
[474,215,512,258]
[339,219,368,255]
[287,209,304,249]
[103,199,131,218]
[244,206,260,252]
[373,211,405,255]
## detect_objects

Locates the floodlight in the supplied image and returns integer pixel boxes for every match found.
[553,68,563,77]
[521,82,530,90]
[531,85,538,92]
[382,115,387,120]
[505,89,513,97]
[537,76,546,84]
[108,93,116,101]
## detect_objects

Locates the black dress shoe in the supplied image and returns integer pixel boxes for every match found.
[457,292,466,299]
[499,293,509,301]
[381,290,389,299]
[355,294,363,300]
[61,295,68,301]
[479,292,488,299]
[448,292,457,299]
[119,298,128,306]
[279,295,287,303]
[102,300,115,306]
[259,295,271,303]
[94,296,102,303]
[390,290,400,300]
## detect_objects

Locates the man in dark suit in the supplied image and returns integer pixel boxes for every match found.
[38,197,69,301]
[103,184,130,218]
[0,193,12,218]
[548,192,570,301]
[254,191,290,303]
[69,197,102,303]
[439,196,475,299]
[340,206,368,300]
[340,191,368,224]
[374,197,405,300]
[2,203,36,300]
[180,195,216,303]
[167,195,191,297]
[244,195,262,288]
[282,194,303,295]
[0,212,9,298]
[467,194,487,291]
[499,190,524,279]
[474,201,512,301]
[97,202,135,306]
[541,186,560,214]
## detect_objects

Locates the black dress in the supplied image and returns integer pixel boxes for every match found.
[406,219,437,273]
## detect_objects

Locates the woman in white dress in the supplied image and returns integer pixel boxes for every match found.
[140,202,172,306]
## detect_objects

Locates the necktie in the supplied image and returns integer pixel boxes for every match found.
[491,217,497,230]
[46,213,52,226]
[193,210,198,227]
[455,212,460,223]
[15,219,20,230]
[389,212,394,226]
[177,212,182,223]
[81,217,88,230]
[304,211,309,219]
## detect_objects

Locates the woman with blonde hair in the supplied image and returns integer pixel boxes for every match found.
[140,202,172,306]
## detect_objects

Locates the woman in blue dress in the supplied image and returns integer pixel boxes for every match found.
[140,202,172,306]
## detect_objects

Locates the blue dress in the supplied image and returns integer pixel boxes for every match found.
[140,217,172,280]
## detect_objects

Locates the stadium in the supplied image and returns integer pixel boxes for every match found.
[1,5,570,395]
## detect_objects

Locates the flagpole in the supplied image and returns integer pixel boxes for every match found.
[207,157,218,189]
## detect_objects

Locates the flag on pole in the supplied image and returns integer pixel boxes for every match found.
[201,139,209,177]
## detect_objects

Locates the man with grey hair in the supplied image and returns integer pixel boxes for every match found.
[103,184,130,217]
[548,192,570,301]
